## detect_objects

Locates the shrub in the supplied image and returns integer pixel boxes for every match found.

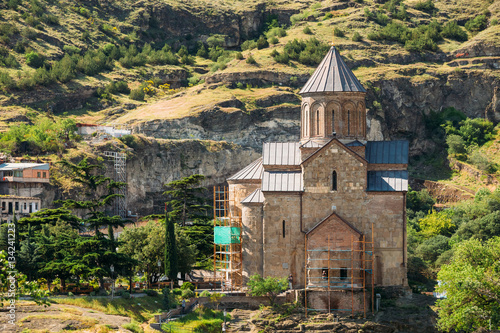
[172,288,182,296]
[207,34,226,48]
[234,52,243,60]
[323,12,333,20]
[0,71,15,90]
[303,26,312,34]
[334,27,344,37]
[25,51,45,68]
[1,54,19,68]
[63,45,81,55]
[465,15,487,32]
[122,291,130,299]
[89,291,96,296]
[256,36,269,49]
[414,0,436,13]
[144,289,158,297]
[269,36,279,44]
[122,321,143,333]
[14,40,28,53]
[68,292,74,297]
[246,55,257,64]
[181,282,195,291]
[182,289,195,299]
[442,21,468,41]
[247,274,287,306]
[50,54,76,83]
[129,88,145,101]
[8,0,21,10]
[199,290,211,297]
[491,19,499,26]
[273,51,289,64]
[415,235,451,263]
[283,38,329,66]
[266,27,287,39]
[241,40,257,51]
[236,82,244,89]
[446,134,466,155]
[352,32,362,42]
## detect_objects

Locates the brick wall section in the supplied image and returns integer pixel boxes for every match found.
[306,290,368,313]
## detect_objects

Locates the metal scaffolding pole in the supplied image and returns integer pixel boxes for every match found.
[103,151,127,218]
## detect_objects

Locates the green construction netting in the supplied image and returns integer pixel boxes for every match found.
[214,226,241,245]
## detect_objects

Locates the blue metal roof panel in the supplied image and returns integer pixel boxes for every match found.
[367,171,408,192]
[365,141,408,164]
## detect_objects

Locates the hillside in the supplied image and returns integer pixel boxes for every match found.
[0,0,500,187]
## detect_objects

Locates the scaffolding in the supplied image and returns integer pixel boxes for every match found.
[103,151,127,218]
[305,224,375,318]
[213,186,242,291]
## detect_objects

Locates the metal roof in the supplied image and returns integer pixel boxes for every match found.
[365,141,409,164]
[345,140,364,147]
[0,163,49,170]
[262,142,301,166]
[262,171,303,192]
[300,140,324,148]
[299,46,366,94]
[241,189,265,204]
[227,158,263,181]
[367,171,408,192]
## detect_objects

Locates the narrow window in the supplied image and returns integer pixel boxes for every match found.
[316,110,320,136]
[37,172,41,178]
[332,171,337,191]
[340,267,348,280]
[305,108,309,137]
[332,110,335,134]
[43,172,46,178]
[1,202,4,210]
[15,202,18,211]
[282,220,286,238]
[35,203,38,210]
[322,268,328,280]
[24,203,27,210]
[347,110,351,135]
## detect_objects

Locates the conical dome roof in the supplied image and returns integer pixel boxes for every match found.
[299,46,366,94]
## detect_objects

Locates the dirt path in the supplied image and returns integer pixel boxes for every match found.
[1,302,132,332]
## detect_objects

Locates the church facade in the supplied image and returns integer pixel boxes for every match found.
[227,46,409,295]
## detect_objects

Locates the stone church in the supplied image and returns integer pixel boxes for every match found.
[227,46,409,306]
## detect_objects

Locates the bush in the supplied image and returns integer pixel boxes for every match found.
[303,26,312,34]
[172,288,182,296]
[182,289,195,299]
[122,291,130,299]
[181,282,195,291]
[241,40,257,51]
[246,55,257,64]
[63,45,81,55]
[465,15,487,32]
[266,27,286,39]
[283,38,329,66]
[334,27,344,37]
[199,290,211,297]
[25,51,45,68]
[414,0,436,13]
[415,235,451,263]
[269,36,279,44]
[144,289,158,297]
[273,51,289,64]
[446,134,466,155]
[256,36,269,49]
[129,88,145,101]
[323,12,333,20]
[247,274,287,306]
[234,52,243,60]
[68,292,74,297]
[122,321,143,333]
[442,21,468,41]
[0,71,15,90]
[352,32,362,42]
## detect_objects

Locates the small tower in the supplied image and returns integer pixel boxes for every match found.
[299,46,367,144]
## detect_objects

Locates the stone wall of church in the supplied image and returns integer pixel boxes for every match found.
[300,140,406,287]
[228,181,261,217]
[241,203,264,284]
[261,192,305,287]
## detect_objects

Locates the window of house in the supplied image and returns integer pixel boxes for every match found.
[322,268,328,280]
[1,202,5,210]
[43,172,46,178]
[35,203,38,210]
[14,171,22,177]
[15,202,18,211]
[37,172,41,178]
[340,267,348,280]
[24,203,27,210]
[282,220,286,238]
[332,171,337,191]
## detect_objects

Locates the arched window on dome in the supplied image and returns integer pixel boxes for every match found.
[316,110,320,136]
[347,110,351,136]
[332,110,336,135]
[332,171,337,191]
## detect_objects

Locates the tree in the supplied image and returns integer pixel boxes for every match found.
[437,237,500,331]
[163,174,211,226]
[419,209,455,238]
[247,274,288,306]
[165,210,178,281]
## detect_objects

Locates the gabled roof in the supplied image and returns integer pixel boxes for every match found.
[299,46,366,94]
[262,171,303,192]
[367,171,408,192]
[365,141,409,164]
[300,140,324,148]
[0,163,49,171]
[301,138,367,166]
[262,142,301,166]
[227,158,263,181]
[241,189,265,204]
[306,211,362,236]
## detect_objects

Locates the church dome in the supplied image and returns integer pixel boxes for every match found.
[299,46,366,94]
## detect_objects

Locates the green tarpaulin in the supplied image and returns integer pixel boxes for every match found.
[214,226,241,244]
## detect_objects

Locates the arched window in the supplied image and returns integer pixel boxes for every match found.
[282,220,286,238]
[332,110,335,134]
[332,171,337,191]
[316,110,320,136]
[347,110,351,135]
[305,107,309,137]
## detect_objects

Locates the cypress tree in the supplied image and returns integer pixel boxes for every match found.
[164,207,178,281]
